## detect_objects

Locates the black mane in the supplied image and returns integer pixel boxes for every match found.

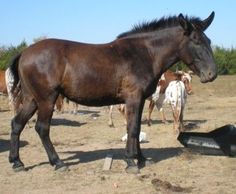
[117,15,202,39]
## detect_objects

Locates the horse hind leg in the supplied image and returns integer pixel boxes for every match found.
[72,102,78,115]
[147,100,155,126]
[108,105,114,127]
[35,101,67,171]
[9,98,37,171]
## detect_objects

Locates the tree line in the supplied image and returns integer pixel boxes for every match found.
[0,40,236,75]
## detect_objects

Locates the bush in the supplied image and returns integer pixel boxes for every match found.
[0,41,28,70]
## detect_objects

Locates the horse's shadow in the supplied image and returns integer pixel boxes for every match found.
[26,147,183,170]
[51,118,87,127]
[142,119,172,125]
[0,139,28,153]
[64,147,182,164]
[78,110,100,116]
[142,119,207,131]
[184,119,207,131]
[0,109,9,112]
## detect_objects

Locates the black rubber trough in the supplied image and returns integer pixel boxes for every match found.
[177,124,236,156]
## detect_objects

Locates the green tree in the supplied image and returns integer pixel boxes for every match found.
[213,46,236,75]
[0,40,28,70]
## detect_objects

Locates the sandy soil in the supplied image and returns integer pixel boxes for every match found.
[0,75,236,194]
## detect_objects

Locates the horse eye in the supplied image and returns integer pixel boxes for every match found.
[191,34,200,45]
[193,34,198,40]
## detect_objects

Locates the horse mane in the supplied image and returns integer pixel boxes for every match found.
[117,15,202,39]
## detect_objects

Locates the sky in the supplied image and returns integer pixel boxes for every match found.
[1,0,236,48]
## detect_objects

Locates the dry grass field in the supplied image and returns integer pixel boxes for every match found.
[0,75,236,194]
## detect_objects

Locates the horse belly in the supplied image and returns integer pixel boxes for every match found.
[62,78,122,106]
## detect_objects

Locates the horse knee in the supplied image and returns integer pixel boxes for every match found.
[35,122,49,138]
[129,128,139,138]
[11,119,24,135]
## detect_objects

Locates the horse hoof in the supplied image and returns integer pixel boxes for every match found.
[13,164,25,172]
[13,166,26,172]
[125,165,140,174]
[12,161,25,172]
[55,164,69,172]
[144,159,154,166]
[138,158,154,168]
[108,123,114,127]
[147,121,152,127]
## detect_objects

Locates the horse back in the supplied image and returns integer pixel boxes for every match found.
[18,39,151,105]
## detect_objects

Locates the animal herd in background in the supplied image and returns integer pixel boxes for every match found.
[1,68,192,132]
[147,70,193,132]
[108,70,193,133]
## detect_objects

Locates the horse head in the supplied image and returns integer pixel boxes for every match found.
[177,12,217,83]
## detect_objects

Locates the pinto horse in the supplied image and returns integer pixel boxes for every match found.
[8,12,217,173]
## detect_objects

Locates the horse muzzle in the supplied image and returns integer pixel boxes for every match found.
[200,70,217,83]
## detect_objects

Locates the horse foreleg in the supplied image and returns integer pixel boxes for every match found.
[125,98,145,173]
[179,106,185,132]
[9,99,37,171]
[35,102,67,171]
[171,105,180,133]
[159,108,167,123]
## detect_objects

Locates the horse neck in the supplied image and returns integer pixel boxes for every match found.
[147,27,183,76]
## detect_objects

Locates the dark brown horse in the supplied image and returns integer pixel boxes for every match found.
[9,12,217,173]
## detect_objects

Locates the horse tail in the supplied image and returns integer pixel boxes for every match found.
[7,53,22,113]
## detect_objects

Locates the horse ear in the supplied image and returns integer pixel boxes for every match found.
[200,11,215,31]
[178,13,193,35]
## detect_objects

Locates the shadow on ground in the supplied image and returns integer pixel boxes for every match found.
[51,118,87,127]
[0,139,28,153]
[25,147,183,170]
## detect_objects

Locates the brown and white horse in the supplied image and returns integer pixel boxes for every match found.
[8,12,216,173]
[146,70,193,128]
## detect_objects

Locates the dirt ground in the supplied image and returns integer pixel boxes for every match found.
[0,75,236,194]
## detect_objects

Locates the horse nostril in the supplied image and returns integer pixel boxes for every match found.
[208,72,212,77]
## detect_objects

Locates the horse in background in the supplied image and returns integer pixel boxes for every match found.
[146,70,193,130]
[108,104,126,127]
[55,95,79,114]
[8,12,216,173]
[108,70,193,130]
[0,70,7,95]
[0,70,8,111]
